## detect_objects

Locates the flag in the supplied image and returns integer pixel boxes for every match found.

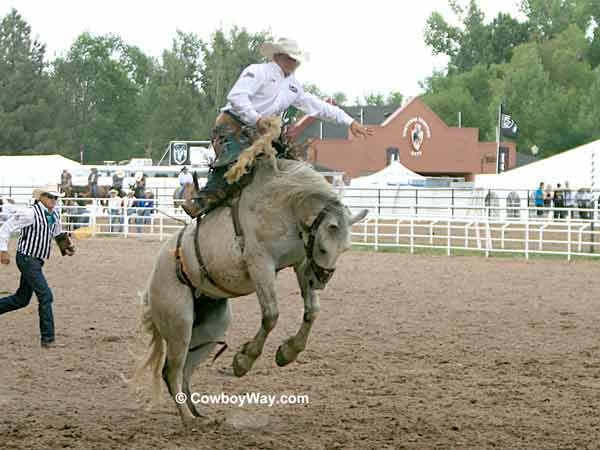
[500,105,519,138]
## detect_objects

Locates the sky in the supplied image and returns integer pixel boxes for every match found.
[1,0,524,102]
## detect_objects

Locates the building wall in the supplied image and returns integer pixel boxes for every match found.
[304,97,515,180]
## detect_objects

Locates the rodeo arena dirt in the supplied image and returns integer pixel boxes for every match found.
[1,233,600,449]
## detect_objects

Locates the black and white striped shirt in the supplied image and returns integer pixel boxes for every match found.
[0,202,62,259]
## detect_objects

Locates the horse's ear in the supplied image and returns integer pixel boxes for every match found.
[192,172,200,191]
[349,209,368,225]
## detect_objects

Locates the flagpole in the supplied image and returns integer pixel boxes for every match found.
[496,103,502,174]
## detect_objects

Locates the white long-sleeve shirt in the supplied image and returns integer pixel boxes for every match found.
[222,62,354,127]
[0,204,63,252]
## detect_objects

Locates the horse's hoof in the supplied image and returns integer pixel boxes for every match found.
[275,343,297,367]
[232,352,252,377]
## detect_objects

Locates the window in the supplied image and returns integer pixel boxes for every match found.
[386,147,399,164]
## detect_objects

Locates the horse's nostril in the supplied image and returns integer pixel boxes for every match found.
[319,248,327,254]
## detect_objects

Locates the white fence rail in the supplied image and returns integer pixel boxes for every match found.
[2,196,599,260]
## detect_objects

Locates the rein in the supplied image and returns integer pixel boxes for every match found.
[301,202,340,286]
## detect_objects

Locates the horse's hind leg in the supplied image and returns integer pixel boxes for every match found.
[182,298,232,417]
[160,312,195,423]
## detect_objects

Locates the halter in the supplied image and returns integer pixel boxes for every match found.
[301,202,341,286]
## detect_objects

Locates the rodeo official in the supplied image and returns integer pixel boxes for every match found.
[0,184,75,348]
[185,37,374,217]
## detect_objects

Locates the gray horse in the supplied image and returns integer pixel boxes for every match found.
[135,158,367,423]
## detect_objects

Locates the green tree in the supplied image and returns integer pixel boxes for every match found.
[362,92,385,106]
[52,33,149,162]
[386,91,403,106]
[425,0,530,73]
[519,0,591,40]
[0,9,54,154]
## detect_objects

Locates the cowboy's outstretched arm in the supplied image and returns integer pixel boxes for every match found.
[293,90,374,138]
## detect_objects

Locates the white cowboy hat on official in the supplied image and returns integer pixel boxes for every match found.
[33,184,65,201]
[135,171,144,181]
[116,169,125,178]
[109,189,118,194]
[259,37,310,63]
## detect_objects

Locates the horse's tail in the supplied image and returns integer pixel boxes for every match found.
[132,290,166,402]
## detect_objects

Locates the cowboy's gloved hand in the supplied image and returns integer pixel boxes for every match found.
[0,251,9,265]
[350,120,374,139]
[55,233,75,256]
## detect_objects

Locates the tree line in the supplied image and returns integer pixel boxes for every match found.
[422,0,600,158]
[3,2,600,163]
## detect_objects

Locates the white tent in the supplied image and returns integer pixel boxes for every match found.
[475,139,599,191]
[0,154,81,201]
[350,159,425,187]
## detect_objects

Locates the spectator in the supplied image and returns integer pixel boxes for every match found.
[553,183,565,219]
[134,172,146,198]
[60,169,72,196]
[136,191,154,233]
[88,168,99,198]
[112,169,125,196]
[563,181,574,218]
[576,188,590,220]
[544,184,553,218]
[108,189,123,233]
[534,182,545,217]
[72,194,89,230]
[125,190,137,227]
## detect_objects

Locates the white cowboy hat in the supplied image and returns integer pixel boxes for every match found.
[135,171,144,181]
[33,184,65,200]
[259,37,310,63]
[109,189,119,194]
[116,169,125,177]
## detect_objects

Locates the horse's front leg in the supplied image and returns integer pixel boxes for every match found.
[276,262,320,367]
[232,259,278,377]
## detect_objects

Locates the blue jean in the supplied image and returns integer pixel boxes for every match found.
[136,209,152,233]
[0,252,54,343]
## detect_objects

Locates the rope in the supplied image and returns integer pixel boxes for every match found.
[153,208,188,224]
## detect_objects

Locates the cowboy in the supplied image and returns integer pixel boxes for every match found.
[112,168,125,196]
[185,37,374,217]
[60,169,72,195]
[0,185,75,348]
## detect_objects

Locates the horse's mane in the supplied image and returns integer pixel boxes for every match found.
[255,159,342,220]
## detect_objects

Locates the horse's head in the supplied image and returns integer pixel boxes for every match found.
[302,205,368,289]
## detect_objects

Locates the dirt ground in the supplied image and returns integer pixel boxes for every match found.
[1,238,600,450]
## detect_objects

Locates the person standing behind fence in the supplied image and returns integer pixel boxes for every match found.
[88,168,99,198]
[563,181,574,218]
[136,191,154,233]
[534,182,545,217]
[108,189,123,233]
[125,190,137,227]
[112,169,125,196]
[60,169,72,196]
[544,184,553,218]
[553,184,565,219]
[0,185,75,348]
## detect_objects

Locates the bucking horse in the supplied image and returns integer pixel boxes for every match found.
[134,156,367,425]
